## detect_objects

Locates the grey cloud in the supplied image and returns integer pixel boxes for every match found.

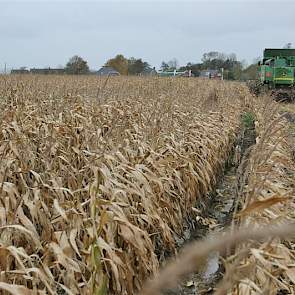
[0,1,294,70]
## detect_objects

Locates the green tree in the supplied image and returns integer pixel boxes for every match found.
[241,63,259,80]
[160,59,178,71]
[202,51,222,63]
[128,57,150,75]
[160,61,169,71]
[65,55,89,75]
[231,62,243,80]
[179,62,202,76]
[105,54,128,75]
[200,51,244,80]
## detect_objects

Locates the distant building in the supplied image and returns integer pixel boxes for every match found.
[11,67,65,75]
[140,67,158,76]
[30,68,65,75]
[179,70,194,77]
[11,69,30,74]
[200,69,222,79]
[158,69,193,77]
[97,66,120,76]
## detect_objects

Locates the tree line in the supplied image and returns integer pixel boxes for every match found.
[65,54,151,76]
[161,52,258,80]
[65,52,259,80]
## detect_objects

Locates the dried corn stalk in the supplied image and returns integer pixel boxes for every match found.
[0,75,247,294]
[226,97,295,295]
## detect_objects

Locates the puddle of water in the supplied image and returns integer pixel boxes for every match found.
[202,252,219,281]
[222,199,234,213]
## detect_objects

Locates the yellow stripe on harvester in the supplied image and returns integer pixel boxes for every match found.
[274,77,294,81]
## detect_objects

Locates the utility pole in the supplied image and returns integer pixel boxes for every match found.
[4,63,7,74]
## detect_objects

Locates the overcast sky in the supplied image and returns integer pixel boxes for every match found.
[0,0,294,70]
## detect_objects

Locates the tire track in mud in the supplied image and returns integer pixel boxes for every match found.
[164,115,256,295]
[280,105,295,164]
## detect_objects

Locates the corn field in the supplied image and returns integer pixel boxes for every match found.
[0,75,294,295]
[141,96,295,295]
[227,98,295,294]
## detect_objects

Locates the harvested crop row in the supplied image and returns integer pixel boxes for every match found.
[0,76,246,294]
[226,98,295,294]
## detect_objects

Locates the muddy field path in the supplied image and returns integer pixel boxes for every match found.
[165,115,256,294]
[141,99,295,295]
[281,103,295,159]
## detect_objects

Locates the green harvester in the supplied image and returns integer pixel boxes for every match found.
[254,48,295,101]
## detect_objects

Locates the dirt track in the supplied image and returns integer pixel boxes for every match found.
[165,116,256,294]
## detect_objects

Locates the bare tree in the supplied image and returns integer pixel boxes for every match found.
[284,43,292,49]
